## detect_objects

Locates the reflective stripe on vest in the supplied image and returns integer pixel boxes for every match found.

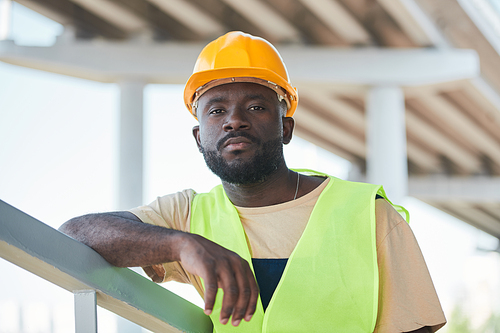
[191,170,389,332]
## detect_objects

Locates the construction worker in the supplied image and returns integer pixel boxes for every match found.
[60,31,446,332]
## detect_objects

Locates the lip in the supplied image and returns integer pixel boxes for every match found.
[223,137,253,150]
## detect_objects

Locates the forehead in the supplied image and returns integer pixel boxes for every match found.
[197,82,277,106]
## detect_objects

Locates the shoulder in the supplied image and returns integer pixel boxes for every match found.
[155,189,197,209]
[374,199,447,332]
[191,185,228,208]
[129,189,197,231]
[374,198,409,248]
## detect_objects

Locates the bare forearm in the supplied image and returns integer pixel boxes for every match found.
[60,211,260,326]
[59,211,185,267]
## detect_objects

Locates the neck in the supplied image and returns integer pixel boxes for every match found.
[221,163,297,207]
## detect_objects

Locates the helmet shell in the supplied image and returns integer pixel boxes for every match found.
[184,31,298,118]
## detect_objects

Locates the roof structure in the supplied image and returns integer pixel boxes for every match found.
[2,0,500,238]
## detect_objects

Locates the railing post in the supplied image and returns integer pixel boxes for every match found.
[75,290,98,333]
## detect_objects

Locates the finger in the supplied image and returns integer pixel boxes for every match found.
[202,269,219,316]
[218,260,240,325]
[230,259,254,326]
[244,263,259,322]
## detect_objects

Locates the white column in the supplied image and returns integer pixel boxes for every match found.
[117,80,145,332]
[0,0,12,40]
[118,80,144,210]
[366,86,408,203]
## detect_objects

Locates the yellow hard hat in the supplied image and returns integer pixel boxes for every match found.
[184,31,298,119]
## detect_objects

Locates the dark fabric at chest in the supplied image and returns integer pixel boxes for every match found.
[251,258,287,311]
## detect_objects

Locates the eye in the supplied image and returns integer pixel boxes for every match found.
[208,108,225,115]
[248,106,264,111]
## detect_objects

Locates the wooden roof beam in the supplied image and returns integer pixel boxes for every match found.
[376,0,448,46]
[299,87,441,172]
[69,0,149,34]
[406,142,441,172]
[405,111,480,173]
[220,0,300,42]
[443,90,500,144]
[16,0,128,39]
[416,93,500,166]
[482,203,500,220]
[15,0,71,26]
[294,106,366,158]
[147,0,225,38]
[467,77,500,125]
[293,125,357,163]
[265,0,348,45]
[299,86,365,135]
[298,0,371,44]
[416,0,500,92]
[456,0,500,57]
[406,95,479,154]
[436,202,500,238]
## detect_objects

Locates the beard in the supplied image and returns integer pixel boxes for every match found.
[200,133,284,185]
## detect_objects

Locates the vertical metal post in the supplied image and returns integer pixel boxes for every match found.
[0,0,12,40]
[118,80,145,210]
[75,290,98,333]
[366,86,408,203]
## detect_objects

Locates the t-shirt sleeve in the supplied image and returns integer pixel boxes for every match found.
[128,189,195,284]
[374,200,447,333]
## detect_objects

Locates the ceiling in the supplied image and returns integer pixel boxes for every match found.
[8,0,500,238]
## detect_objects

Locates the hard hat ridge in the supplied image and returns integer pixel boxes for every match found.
[184,31,298,119]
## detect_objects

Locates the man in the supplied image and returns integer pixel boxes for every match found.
[60,31,446,332]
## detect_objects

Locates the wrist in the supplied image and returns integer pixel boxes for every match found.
[167,230,191,262]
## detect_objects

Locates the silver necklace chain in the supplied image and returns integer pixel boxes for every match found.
[293,172,300,200]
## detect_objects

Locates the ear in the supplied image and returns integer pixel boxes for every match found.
[192,125,202,152]
[282,117,294,145]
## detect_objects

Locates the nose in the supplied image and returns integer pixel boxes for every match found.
[222,109,250,132]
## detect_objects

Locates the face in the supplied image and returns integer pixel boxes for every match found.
[192,82,294,185]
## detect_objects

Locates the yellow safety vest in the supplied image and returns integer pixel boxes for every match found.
[191,170,399,332]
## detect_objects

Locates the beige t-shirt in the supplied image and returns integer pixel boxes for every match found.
[130,179,446,332]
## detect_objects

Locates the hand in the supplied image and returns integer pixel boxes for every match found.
[177,233,259,326]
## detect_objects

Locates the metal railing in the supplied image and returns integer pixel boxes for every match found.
[0,199,213,333]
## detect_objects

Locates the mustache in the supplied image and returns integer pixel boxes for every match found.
[216,132,261,151]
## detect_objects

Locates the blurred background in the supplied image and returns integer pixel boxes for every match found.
[1,0,500,332]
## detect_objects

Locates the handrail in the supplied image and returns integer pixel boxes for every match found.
[0,199,213,333]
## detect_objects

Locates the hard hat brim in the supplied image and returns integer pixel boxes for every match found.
[184,67,298,119]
